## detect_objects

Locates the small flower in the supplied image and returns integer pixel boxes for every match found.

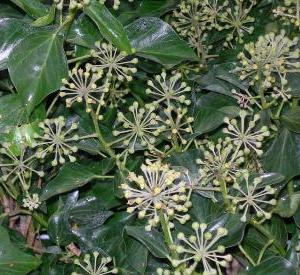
[23,193,41,211]
[0,144,44,190]
[196,140,244,186]
[273,0,300,30]
[220,0,256,47]
[105,78,130,107]
[159,107,194,145]
[59,67,110,113]
[112,102,163,154]
[54,0,90,10]
[146,72,191,107]
[229,172,277,222]
[223,110,270,156]
[100,0,134,10]
[33,117,79,166]
[89,42,138,81]
[234,31,300,88]
[121,162,191,231]
[271,84,292,102]
[172,222,232,275]
[72,252,118,275]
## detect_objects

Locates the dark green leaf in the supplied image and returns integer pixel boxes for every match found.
[8,31,68,114]
[31,4,55,27]
[40,159,115,201]
[126,17,198,67]
[126,226,169,258]
[84,0,132,53]
[274,192,300,218]
[9,0,49,19]
[139,0,178,17]
[281,107,300,133]
[0,226,41,274]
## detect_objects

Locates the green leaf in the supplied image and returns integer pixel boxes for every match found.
[0,4,23,18]
[0,226,41,274]
[274,192,300,218]
[40,159,115,201]
[126,226,169,258]
[84,0,132,53]
[242,257,296,275]
[126,17,198,67]
[31,4,55,27]
[9,0,49,19]
[281,107,300,133]
[263,128,300,181]
[8,31,68,114]
[68,14,102,48]
[139,0,178,17]
[0,18,34,70]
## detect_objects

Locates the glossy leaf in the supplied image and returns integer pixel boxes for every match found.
[281,107,300,133]
[9,0,49,19]
[139,0,178,17]
[126,17,198,67]
[84,0,132,53]
[40,159,115,201]
[274,192,300,218]
[8,31,68,114]
[126,226,169,258]
[0,226,41,274]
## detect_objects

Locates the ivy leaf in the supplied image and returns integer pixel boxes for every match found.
[241,257,296,275]
[0,18,34,70]
[263,128,300,181]
[0,226,41,274]
[9,0,49,19]
[139,0,178,17]
[8,31,68,114]
[40,159,115,201]
[84,0,132,53]
[126,17,198,67]
[274,192,300,218]
[68,14,102,48]
[126,226,169,258]
[280,107,300,133]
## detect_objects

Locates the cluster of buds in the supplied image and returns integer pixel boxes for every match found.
[100,0,134,10]
[273,0,300,30]
[0,143,44,191]
[33,117,79,166]
[89,42,138,82]
[59,67,110,113]
[22,193,41,211]
[235,31,300,88]
[197,139,244,186]
[229,172,277,222]
[113,102,163,154]
[172,222,232,275]
[146,72,191,107]
[121,162,191,231]
[219,0,256,47]
[158,107,194,146]
[72,252,118,275]
[223,110,270,156]
[105,78,130,107]
[54,0,90,10]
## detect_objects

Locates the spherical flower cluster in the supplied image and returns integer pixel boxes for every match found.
[196,140,244,186]
[89,42,138,81]
[223,110,270,156]
[146,72,191,107]
[229,172,277,222]
[59,67,110,113]
[72,252,118,275]
[105,79,130,107]
[172,222,232,275]
[0,144,44,191]
[273,0,300,29]
[234,31,300,88]
[113,102,163,154]
[121,162,191,231]
[33,117,79,166]
[22,193,41,211]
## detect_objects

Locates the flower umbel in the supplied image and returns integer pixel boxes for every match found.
[197,140,244,186]
[234,31,300,88]
[172,222,232,275]
[22,193,41,211]
[229,173,276,222]
[72,252,118,275]
[89,42,138,81]
[121,162,191,231]
[113,102,162,154]
[223,110,270,156]
[273,0,300,30]
[33,117,79,166]
[146,72,191,107]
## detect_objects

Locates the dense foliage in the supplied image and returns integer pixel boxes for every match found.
[0,0,300,274]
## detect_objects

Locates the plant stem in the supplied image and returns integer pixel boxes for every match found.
[219,179,230,209]
[67,54,92,64]
[257,239,273,264]
[238,244,256,266]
